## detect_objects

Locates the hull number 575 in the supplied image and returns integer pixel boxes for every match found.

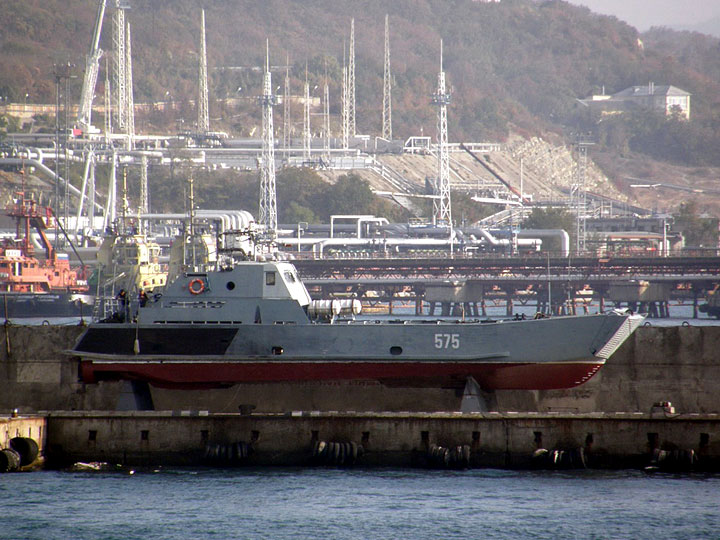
[434,333,460,349]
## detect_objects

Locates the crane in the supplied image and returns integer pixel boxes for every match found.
[77,0,108,135]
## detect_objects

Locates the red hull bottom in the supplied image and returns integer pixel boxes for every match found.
[80,360,604,391]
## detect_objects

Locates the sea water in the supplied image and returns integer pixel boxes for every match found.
[2,468,718,540]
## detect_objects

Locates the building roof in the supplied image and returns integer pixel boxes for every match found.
[612,85,690,98]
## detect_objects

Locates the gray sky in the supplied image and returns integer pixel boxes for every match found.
[569,0,720,31]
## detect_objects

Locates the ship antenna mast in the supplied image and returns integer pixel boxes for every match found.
[121,165,128,235]
[188,174,196,269]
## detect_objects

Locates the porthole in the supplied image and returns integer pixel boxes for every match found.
[390,346,402,356]
[226,281,236,290]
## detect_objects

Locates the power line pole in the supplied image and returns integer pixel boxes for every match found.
[382,13,392,141]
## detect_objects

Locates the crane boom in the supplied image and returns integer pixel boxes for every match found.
[78,0,108,133]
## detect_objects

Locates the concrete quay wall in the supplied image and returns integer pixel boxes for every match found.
[0,324,719,414]
[2,415,45,454]
[45,411,720,470]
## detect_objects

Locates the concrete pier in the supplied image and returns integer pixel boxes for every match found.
[44,410,720,470]
[0,323,719,471]
[1,414,46,470]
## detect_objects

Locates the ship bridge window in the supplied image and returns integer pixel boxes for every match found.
[265,271,276,286]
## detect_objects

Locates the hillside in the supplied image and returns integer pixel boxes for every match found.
[3,0,720,136]
[3,0,720,216]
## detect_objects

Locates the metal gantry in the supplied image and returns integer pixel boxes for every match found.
[432,40,452,226]
[382,13,392,141]
[259,41,278,235]
[197,8,210,134]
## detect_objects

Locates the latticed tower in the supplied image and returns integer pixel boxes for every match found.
[382,14,392,140]
[432,41,452,226]
[259,41,278,234]
[324,81,330,162]
[113,2,127,131]
[571,137,592,253]
[348,18,356,137]
[198,8,210,134]
[283,57,290,154]
[125,21,135,150]
[341,43,349,149]
[303,66,311,160]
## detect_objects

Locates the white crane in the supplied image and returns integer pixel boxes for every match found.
[77,0,107,134]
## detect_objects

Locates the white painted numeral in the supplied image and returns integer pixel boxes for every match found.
[434,333,460,349]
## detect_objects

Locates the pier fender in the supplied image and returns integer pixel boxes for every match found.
[647,448,696,472]
[531,448,550,467]
[311,440,363,466]
[204,441,252,466]
[533,447,586,469]
[426,444,471,469]
[9,437,39,466]
[0,448,21,472]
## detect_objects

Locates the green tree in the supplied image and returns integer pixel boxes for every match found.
[673,201,719,248]
[320,174,376,219]
[521,207,576,253]
[450,192,495,226]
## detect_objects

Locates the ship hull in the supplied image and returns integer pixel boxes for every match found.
[0,293,93,319]
[80,358,603,390]
[73,313,640,390]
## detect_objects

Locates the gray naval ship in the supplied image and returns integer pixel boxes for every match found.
[72,259,644,391]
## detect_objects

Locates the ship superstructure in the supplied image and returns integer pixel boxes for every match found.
[0,193,91,318]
